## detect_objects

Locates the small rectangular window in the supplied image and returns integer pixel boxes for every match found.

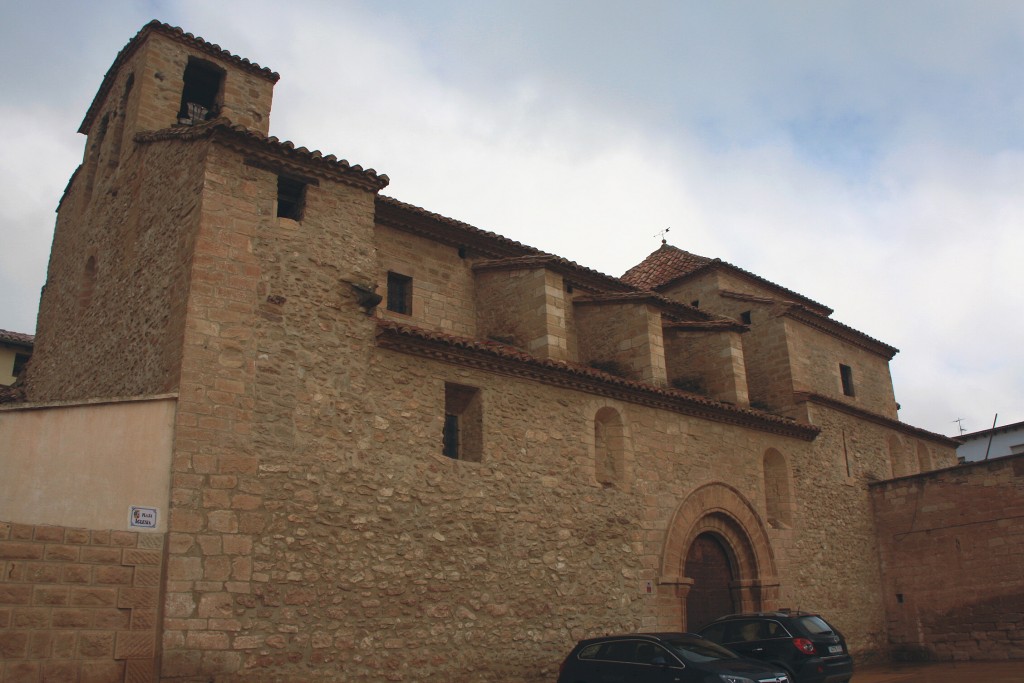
[690,300,699,308]
[840,364,855,397]
[277,176,306,220]
[443,383,482,461]
[740,310,752,325]
[387,271,412,315]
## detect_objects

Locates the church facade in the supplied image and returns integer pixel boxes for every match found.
[1,22,959,682]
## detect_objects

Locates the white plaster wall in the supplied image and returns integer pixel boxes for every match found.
[0,396,175,531]
[958,424,1024,462]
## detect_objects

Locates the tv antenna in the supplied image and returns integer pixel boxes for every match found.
[952,418,966,436]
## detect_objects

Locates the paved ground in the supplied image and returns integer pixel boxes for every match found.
[853,660,1023,682]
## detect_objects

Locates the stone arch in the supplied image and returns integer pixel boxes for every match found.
[660,483,779,629]
[889,435,912,478]
[916,442,931,473]
[762,448,795,528]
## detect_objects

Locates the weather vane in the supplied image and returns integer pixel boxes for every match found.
[952,417,966,436]
[654,227,670,244]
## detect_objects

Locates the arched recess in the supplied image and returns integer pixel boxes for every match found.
[889,435,911,478]
[594,406,625,487]
[916,442,931,473]
[762,448,794,528]
[660,483,780,630]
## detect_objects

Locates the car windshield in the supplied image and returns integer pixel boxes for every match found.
[797,616,834,635]
[663,638,739,663]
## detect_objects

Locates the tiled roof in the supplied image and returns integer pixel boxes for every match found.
[622,243,831,315]
[621,243,713,290]
[81,20,280,135]
[135,119,389,192]
[376,196,544,261]
[572,291,714,322]
[376,319,819,441]
[783,304,897,359]
[794,391,958,447]
[0,330,34,347]
[0,385,24,404]
[472,255,636,295]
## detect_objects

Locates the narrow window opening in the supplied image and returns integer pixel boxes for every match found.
[594,407,626,487]
[276,176,306,220]
[896,593,904,604]
[840,363,855,397]
[691,300,699,308]
[12,353,30,379]
[386,271,413,315]
[80,256,97,309]
[442,414,460,458]
[740,310,752,325]
[457,245,467,259]
[443,383,482,461]
[178,58,224,125]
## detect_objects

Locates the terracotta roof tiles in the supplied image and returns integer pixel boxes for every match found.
[0,330,34,347]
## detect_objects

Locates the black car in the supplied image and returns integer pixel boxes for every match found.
[698,612,853,683]
[557,632,791,683]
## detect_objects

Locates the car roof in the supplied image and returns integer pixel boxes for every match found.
[576,632,703,645]
[709,611,820,621]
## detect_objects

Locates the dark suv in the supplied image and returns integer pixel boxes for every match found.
[698,612,853,683]
[557,632,791,683]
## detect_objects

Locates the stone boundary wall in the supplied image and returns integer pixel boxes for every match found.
[0,521,165,683]
[870,454,1024,662]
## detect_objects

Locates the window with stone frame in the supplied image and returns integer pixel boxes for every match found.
[276,175,306,220]
[387,271,413,315]
[839,363,855,397]
[443,383,482,461]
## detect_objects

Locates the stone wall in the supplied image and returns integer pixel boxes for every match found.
[574,301,667,385]
[0,521,165,683]
[870,454,1024,662]
[663,327,749,405]
[376,223,477,337]
[28,136,204,402]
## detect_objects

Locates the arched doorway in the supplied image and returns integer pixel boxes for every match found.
[684,532,736,630]
[659,483,780,631]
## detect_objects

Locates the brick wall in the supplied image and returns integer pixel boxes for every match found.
[0,522,164,683]
[870,454,1024,661]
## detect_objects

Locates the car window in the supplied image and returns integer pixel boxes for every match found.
[764,620,791,638]
[700,623,727,642]
[734,620,767,642]
[796,616,834,635]
[664,638,739,664]
[597,641,637,662]
[577,643,602,660]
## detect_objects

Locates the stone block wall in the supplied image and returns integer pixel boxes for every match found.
[0,522,164,683]
[574,301,667,385]
[474,266,570,359]
[787,316,897,418]
[376,224,477,337]
[663,327,749,405]
[28,136,204,402]
[870,454,1024,662]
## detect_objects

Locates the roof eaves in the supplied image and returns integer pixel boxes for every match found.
[0,330,35,347]
[783,304,898,359]
[794,391,959,447]
[377,319,819,441]
[134,119,389,192]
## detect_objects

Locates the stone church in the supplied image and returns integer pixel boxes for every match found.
[0,21,964,682]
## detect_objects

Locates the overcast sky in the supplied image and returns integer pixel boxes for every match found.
[1,1,1021,437]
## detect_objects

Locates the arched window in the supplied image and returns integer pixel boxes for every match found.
[594,407,625,486]
[762,448,794,528]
